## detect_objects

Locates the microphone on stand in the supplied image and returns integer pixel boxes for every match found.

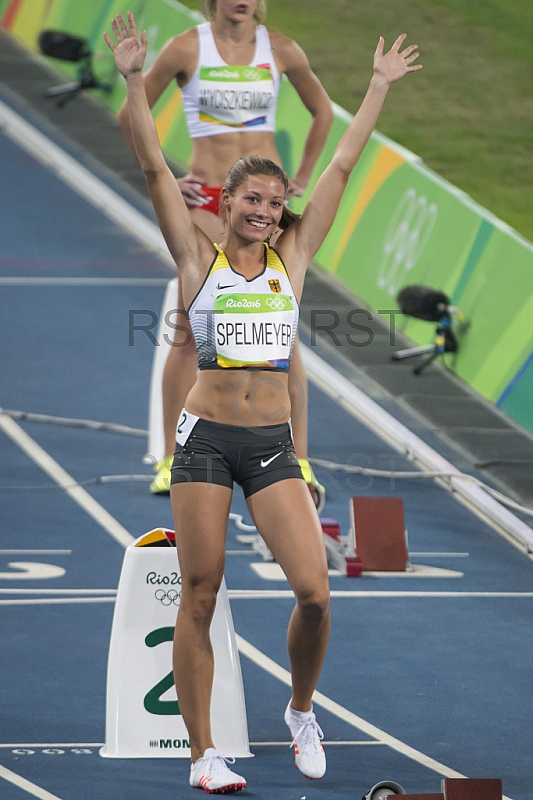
[396,285,452,322]
[392,285,463,373]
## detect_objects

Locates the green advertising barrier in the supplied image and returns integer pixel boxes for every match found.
[2,0,532,432]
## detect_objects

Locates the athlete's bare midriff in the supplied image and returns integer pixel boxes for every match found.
[189,131,281,186]
[185,369,292,428]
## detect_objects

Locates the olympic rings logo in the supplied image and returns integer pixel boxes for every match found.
[244,69,263,80]
[266,297,287,311]
[155,589,181,606]
[377,188,438,297]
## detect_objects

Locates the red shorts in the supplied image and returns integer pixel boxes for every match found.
[199,186,222,216]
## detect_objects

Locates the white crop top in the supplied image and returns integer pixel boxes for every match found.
[181,22,280,138]
[189,243,299,371]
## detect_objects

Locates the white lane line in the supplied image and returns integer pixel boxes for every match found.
[236,635,513,800]
[229,590,533,599]
[0,563,65,581]
[409,552,470,558]
[2,591,532,604]
[0,744,102,749]
[250,740,383,747]
[0,589,116,594]
[0,765,63,800]
[0,550,71,555]
[0,278,169,286]
[0,598,116,606]
[0,416,134,549]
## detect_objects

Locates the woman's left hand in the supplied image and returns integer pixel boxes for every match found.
[373,34,422,86]
[104,11,147,78]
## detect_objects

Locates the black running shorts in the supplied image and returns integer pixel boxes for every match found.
[170,412,304,497]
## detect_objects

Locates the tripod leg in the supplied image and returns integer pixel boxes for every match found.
[391,344,435,361]
[414,350,439,375]
[45,81,82,97]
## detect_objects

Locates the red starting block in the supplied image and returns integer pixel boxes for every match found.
[350,497,409,571]
[442,778,502,800]
[361,778,503,800]
[321,517,363,577]
[401,795,443,799]
[321,496,410,576]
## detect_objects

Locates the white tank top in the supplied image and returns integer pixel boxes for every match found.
[181,22,280,138]
[189,243,299,371]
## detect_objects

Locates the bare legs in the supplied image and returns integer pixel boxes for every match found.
[171,477,329,762]
[171,482,233,763]
[246,479,331,712]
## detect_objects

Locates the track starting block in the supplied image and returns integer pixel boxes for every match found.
[321,517,363,576]
[248,496,410,577]
[442,778,503,799]
[399,795,443,799]
[361,778,504,800]
[400,796,443,799]
[323,496,409,575]
[350,496,409,571]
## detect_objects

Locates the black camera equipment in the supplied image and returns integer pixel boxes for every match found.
[392,284,465,375]
[38,30,110,106]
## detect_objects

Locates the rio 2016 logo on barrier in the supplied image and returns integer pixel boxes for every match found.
[146,571,182,586]
[377,188,438,297]
[155,589,181,606]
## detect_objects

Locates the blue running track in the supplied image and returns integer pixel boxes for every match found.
[1,110,533,800]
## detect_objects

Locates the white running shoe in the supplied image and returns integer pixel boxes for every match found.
[284,703,326,780]
[189,748,246,794]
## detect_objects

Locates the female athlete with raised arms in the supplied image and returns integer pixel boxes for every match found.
[106,12,421,793]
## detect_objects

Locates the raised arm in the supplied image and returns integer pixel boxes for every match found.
[272,32,334,198]
[283,34,422,270]
[104,13,212,276]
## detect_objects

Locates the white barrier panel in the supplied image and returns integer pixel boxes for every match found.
[100,529,252,759]
[146,278,177,465]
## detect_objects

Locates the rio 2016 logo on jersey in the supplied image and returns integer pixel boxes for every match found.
[268,279,281,293]
[266,297,287,311]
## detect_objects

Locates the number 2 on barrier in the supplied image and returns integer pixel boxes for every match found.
[143,627,181,715]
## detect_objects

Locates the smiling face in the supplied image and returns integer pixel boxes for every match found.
[223,174,286,242]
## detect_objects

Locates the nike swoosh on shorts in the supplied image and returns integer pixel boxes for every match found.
[260,451,284,468]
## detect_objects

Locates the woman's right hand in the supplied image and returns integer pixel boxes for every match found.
[177,175,211,209]
[104,11,147,79]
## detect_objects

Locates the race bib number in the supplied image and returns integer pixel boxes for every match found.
[214,293,295,369]
[198,65,274,128]
[175,410,199,446]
